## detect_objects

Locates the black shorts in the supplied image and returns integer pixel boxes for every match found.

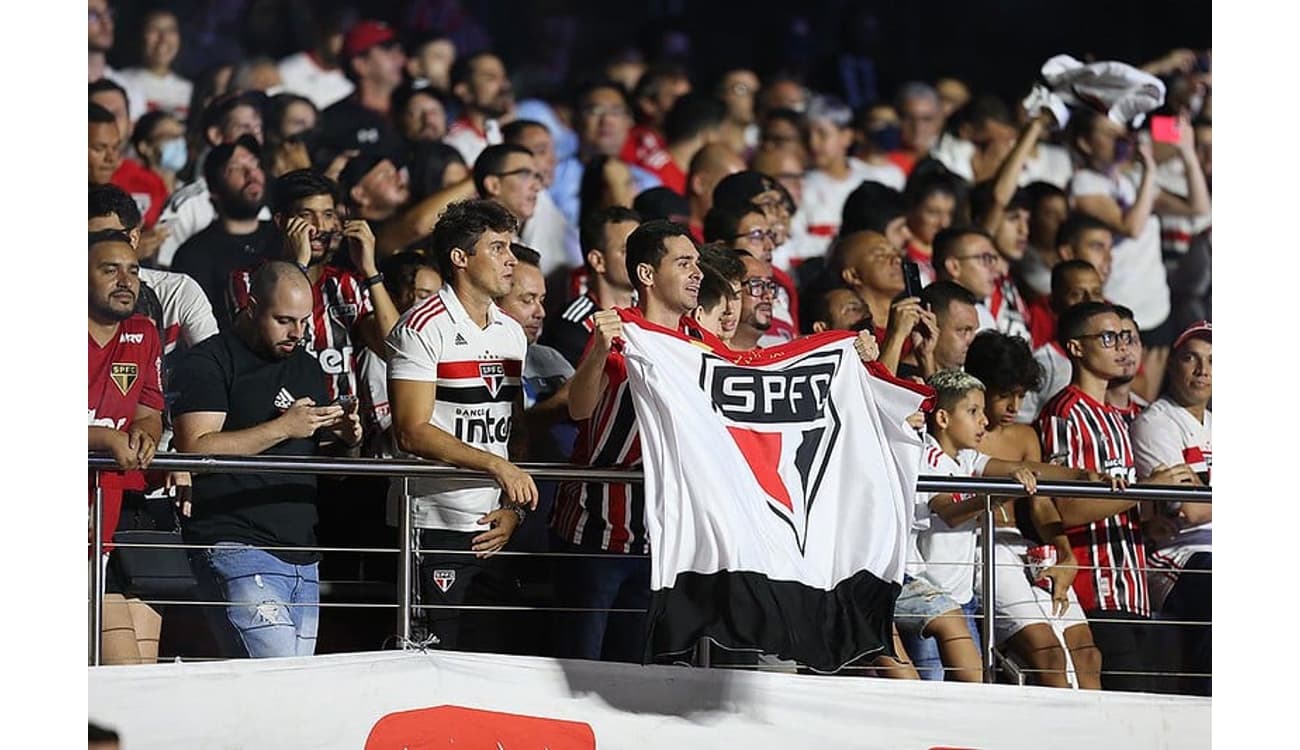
[1140,316,1178,348]
[102,551,127,596]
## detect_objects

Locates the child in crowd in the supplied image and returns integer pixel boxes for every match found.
[899,368,1120,684]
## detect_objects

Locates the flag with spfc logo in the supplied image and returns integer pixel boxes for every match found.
[617,313,934,673]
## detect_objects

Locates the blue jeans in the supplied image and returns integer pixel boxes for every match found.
[190,542,319,658]
[549,536,650,663]
[901,596,983,681]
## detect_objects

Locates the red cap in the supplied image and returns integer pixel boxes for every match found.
[1172,320,1211,351]
[344,20,397,58]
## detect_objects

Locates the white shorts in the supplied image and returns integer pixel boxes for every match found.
[988,532,1087,645]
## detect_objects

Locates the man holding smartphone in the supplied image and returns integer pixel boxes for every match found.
[172,261,363,658]
[228,168,404,591]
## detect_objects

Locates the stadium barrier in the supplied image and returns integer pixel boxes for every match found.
[87,453,1210,688]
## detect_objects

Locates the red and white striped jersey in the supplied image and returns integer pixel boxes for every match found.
[989,273,1032,342]
[386,285,526,531]
[551,308,723,553]
[229,263,373,401]
[1038,384,1148,616]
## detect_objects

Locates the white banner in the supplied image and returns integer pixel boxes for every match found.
[89,650,1209,749]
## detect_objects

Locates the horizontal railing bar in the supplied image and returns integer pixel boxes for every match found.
[87,454,1212,503]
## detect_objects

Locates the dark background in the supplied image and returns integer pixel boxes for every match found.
[108,0,1211,106]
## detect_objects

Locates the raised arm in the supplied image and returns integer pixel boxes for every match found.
[374,177,478,257]
[567,310,622,421]
[979,113,1051,236]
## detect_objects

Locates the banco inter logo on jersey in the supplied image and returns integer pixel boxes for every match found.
[453,407,512,445]
[702,349,844,554]
[479,362,506,398]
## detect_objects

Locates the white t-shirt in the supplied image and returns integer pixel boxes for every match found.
[916,433,991,605]
[115,68,193,120]
[1020,143,1073,189]
[929,133,976,182]
[1070,167,1170,331]
[138,268,219,356]
[385,285,527,531]
[519,189,581,277]
[801,157,906,259]
[1017,342,1072,424]
[1154,157,1212,258]
[277,52,355,110]
[1130,395,1212,607]
[974,300,998,333]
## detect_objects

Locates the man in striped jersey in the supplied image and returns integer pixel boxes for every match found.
[230,169,400,403]
[542,206,641,367]
[387,199,538,651]
[1037,301,1193,692]
[550,219,710,662]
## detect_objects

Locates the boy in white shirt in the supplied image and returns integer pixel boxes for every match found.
[901,369,1116,682]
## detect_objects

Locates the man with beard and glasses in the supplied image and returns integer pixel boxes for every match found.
[729,249,777,352]
[171,136,282,327]
[172,261,362,658]
[88,228,165,665]
[444,51,516,165]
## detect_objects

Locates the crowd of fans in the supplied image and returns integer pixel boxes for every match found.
[87,0,1212,696]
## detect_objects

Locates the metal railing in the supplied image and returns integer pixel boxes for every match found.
[87,453,1210,688]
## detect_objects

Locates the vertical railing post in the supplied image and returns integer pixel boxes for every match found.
[91,472,105,666]
[694,639,712,668]
[981,495,997,684]
[398,476,413,647]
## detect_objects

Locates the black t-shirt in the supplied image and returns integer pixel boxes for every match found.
[171,222,282,329]
[540,294,599,368]
[171,329,330,563]
[319,97,405,158]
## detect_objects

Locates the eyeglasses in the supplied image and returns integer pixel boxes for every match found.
[1074,329,1136,348]
[89,8,115,23]
[953,252,999,267]
[727,83,755,97]
[732,228,779,244]
[493,168,544,182]
[741,278,779,297]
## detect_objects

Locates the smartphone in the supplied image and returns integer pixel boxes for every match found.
[902,259,925,299]
[1150,115,1181,145]
[334,394,358,412]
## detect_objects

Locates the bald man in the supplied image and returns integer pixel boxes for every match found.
[835,230,939,375]
[172,260,362,659]
[686,143,744,239]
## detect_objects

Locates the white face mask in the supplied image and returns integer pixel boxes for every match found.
[159,137,187,172]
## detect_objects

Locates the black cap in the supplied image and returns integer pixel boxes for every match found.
[711,170,774,214]
[337,152,398,205]
[203,134,262,188]
[633,186,690,224]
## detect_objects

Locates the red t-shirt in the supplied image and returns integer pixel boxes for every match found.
[1026,294,1057,349]
[89,315,165,550]
[620,125,686,195]
[110,158,167,229]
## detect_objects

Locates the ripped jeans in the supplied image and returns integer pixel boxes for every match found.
[190,542,319,658]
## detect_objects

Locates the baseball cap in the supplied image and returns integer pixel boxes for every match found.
[338,151,401,203]
[344,20,398,59]
[633,187,690,224]
[203,134,262,188]
[1172,320,1211,351]
[711,170,775,214]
